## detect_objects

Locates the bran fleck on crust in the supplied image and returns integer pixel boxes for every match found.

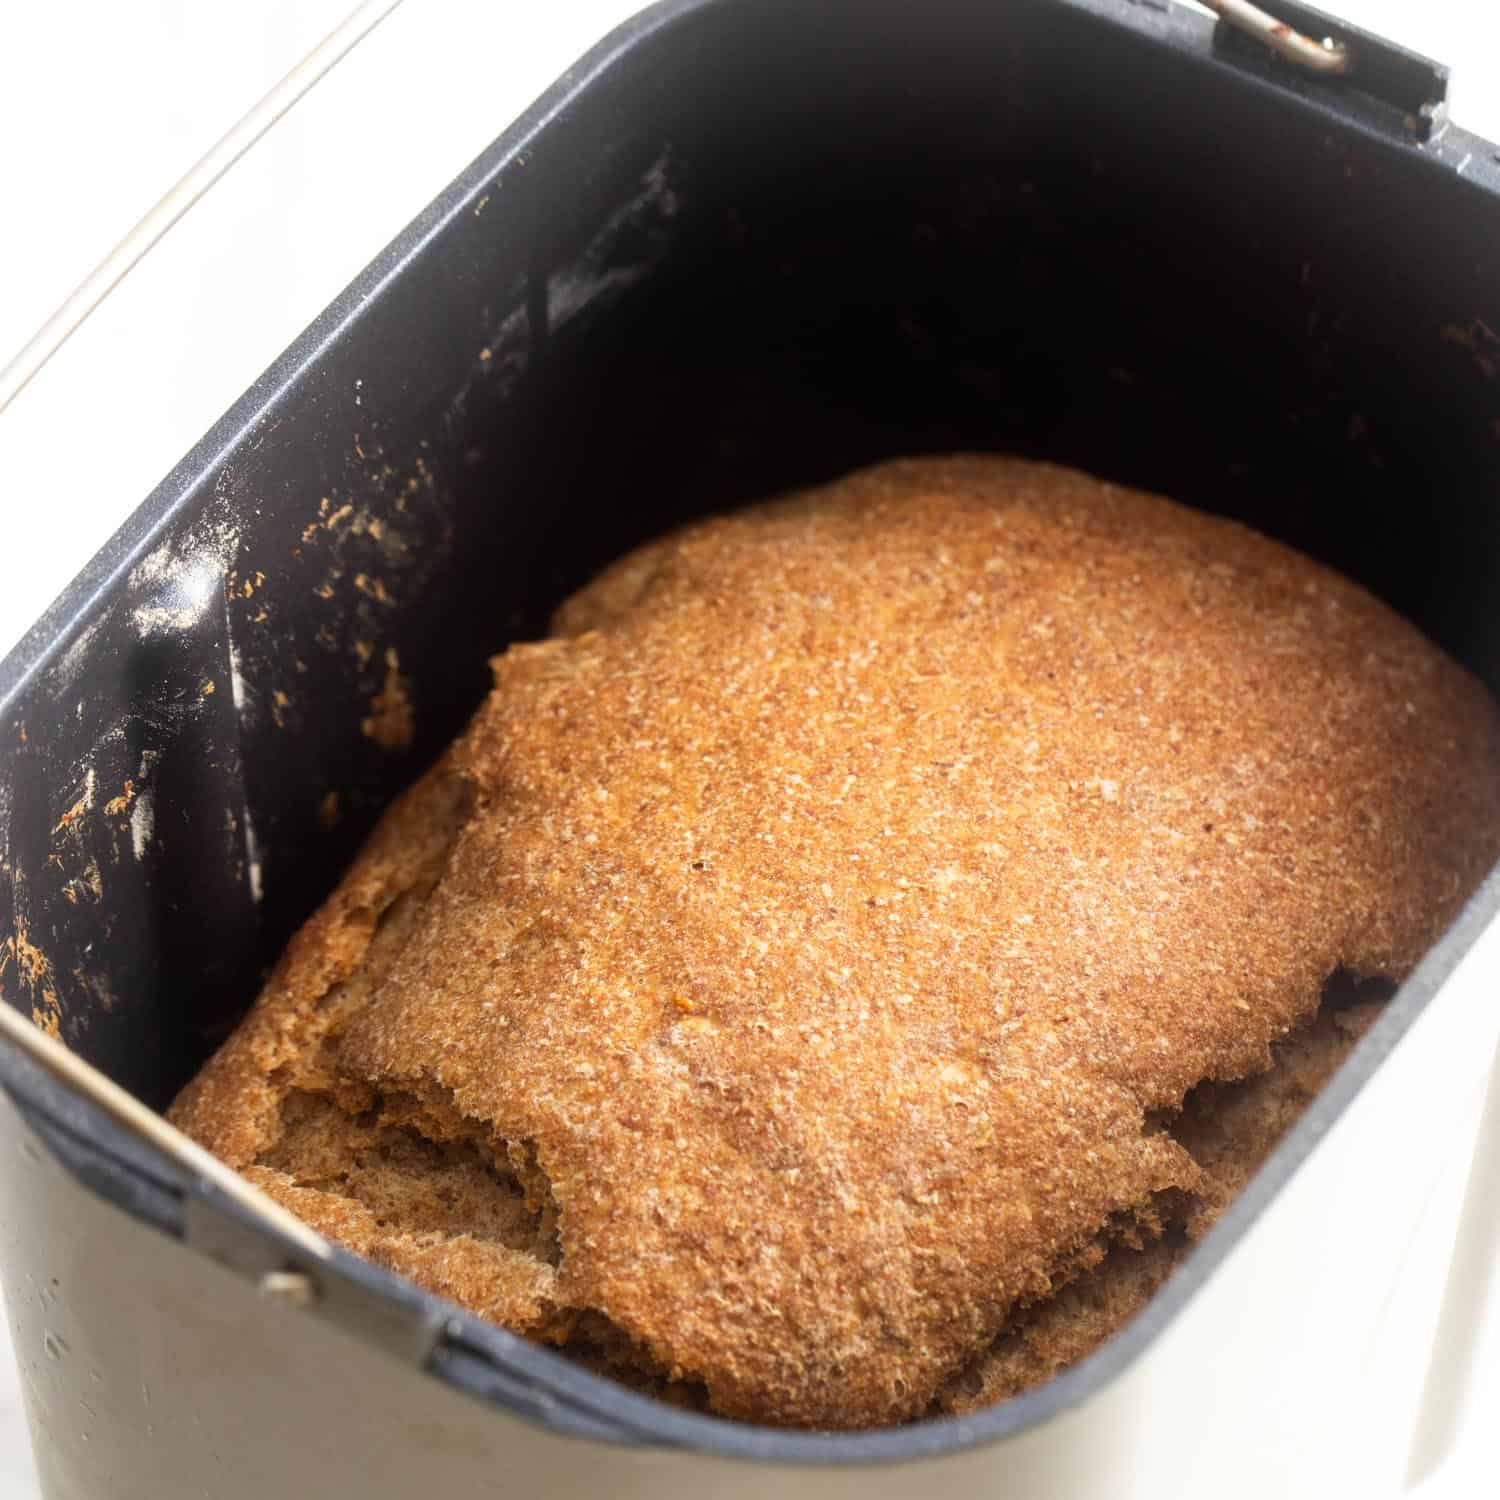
[171,455,1500,1429]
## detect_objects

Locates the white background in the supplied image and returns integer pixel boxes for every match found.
[0,2,1497,1496]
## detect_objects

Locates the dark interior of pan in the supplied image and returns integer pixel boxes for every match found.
[3,0,1500,1463]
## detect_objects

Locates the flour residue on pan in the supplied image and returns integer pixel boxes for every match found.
[227,641,251,721]
[450,151,683,451]
[49,616,106,693]
[130,513,240,638]
[242,801,265,905]
[545,149,682,336]
[130,784,155,863]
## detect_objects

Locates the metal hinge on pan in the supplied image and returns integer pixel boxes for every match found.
[1203,0,1449,140]
[182,1190,450,1368]
[0,1003,445,1364]
[0,1003,655,1445]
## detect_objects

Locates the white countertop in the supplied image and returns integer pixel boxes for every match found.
[1,2,1498,1496]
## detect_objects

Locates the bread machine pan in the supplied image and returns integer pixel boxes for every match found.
[3,1,1499,1496]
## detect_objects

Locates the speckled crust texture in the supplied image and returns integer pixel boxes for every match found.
[936,996,1386,1414]
[170,455,1500,1429]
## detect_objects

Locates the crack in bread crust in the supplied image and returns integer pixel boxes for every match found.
[936,987,1387,1413]
[170,456,1500,1428]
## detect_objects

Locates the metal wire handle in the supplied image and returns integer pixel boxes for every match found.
[1203,0,1352,76]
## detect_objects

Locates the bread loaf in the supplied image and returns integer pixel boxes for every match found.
[171,456,1500,1428]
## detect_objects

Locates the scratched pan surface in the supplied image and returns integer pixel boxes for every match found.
[2,0,1500,1467]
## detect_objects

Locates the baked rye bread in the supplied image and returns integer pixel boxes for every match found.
[170,455,1500,1428]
